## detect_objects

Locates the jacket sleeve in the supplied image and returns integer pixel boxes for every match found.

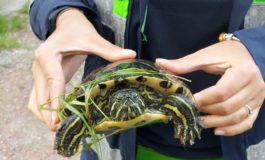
[234,25,265,79]
[29,0,100,40]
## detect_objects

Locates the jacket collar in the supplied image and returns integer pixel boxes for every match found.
[228,0,252,32]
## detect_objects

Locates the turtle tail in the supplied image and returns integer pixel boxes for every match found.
[54,114,86,157]
[163,94,204,145]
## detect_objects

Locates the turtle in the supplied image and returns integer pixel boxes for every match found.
[54,59,204,157]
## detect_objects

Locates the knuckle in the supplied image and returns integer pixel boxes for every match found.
[261,83,265,91]
[214,102,232,115]
[27,105,33,112]
[231,115,242,124]
[31,64,34,73]
[246,121,253,130]
[220,106,231,115]
[225,128,241,136]
[228,132,237,137]
[49,125,57,132]
[34,44,54,61]
[217,102,232,115]
[34,46,45,60]
[48,126,54,131]
[31,61,37,73]
[47,77,66,87]
[248,66,259,77]
[257,81,265,92]
[216,91,229,102]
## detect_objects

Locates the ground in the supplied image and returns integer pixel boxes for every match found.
[1,7,265,160]
[0,25,81,160]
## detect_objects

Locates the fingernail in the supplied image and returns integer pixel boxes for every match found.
[52,112,57,124]
[123,49,136,54]
[215,130,225,136]
[198,117,206,128]
[156,58,168,62]
[156,58,169,64]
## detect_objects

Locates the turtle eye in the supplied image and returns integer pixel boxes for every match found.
[131,92,139,98]
[115,94,123,100]
[115,92,123,98]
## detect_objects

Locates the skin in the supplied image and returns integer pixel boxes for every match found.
[156,41,265,136]
[27,9,136,131]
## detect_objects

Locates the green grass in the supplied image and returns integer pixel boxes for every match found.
[0,15,26,32]
[0,33,20,48]
[0,1,29,49]
[19,1,30,14]
[254,0,265,2]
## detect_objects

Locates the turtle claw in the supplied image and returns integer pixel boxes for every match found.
[54,115,86,157]
[173,124,202,145]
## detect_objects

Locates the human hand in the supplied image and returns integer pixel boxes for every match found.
[156,41,265,136]
[28,9,136,131]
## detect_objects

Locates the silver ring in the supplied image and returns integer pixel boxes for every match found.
[245,104,253,116]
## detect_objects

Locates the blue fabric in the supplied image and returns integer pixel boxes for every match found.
[29,0,265,160]
[235,26,265,79]
[29,0,98,40]
[137,0,234,158]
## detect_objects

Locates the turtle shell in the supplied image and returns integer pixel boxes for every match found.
[55,59,203,157]
[67,59,197,130]
[82,59,193,100]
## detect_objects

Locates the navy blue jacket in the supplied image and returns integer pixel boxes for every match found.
[30,0,265,160]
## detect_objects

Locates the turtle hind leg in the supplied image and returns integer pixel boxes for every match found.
[54,114,86,157]
[173,124,200,145]
[163,94,203,145]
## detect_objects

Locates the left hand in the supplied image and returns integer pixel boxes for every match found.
[156,41,265,136]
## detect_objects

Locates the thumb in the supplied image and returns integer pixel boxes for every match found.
[89,35,136,62]
[155,54,202,75]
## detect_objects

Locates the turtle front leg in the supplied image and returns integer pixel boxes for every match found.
[54,114,86,157]
[162,94,203,145]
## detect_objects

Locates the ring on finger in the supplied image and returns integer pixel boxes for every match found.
[244,104,253,117]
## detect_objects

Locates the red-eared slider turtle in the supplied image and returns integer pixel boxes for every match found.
[54,59,203,157]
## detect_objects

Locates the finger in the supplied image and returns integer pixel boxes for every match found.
[201,99,260,128]
[36,50,65,125]
[46,32,136,62]
[155,49,232,75]
[29,85,59,132]
[155,57,201,75]
[28,86,43,122]
[48,78,64,125]
[214,108,260,136]
[199,77,260,115]
[88,36,136,62]
[194,68,250,107]
[71,33,136,62]
[32,61,49,106]
[32,61,52,126]
[213,91,265,136]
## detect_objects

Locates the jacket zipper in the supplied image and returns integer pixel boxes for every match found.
[124,0,134,48]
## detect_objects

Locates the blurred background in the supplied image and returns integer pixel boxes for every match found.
[0,1,265,160]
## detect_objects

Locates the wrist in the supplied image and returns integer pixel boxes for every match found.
[56,8,86,30]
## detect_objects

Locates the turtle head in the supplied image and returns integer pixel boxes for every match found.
[109,89,145,120]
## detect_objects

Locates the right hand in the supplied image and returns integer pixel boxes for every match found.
[28,8,136,131]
